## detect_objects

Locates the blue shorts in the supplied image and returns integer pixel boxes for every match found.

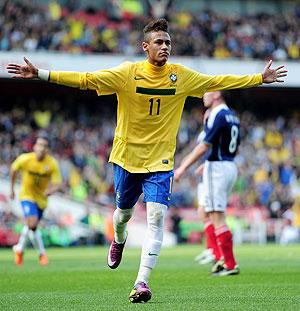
[113,164,173,209]
[21,201,44,220]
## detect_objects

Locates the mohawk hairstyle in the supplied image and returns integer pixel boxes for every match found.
[35,133,50,146]
[143,18,169,42]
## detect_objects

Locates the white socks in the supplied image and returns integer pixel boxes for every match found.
[15,225,29,253]
[113,208,133,244]
[15,226,45,255]
[112,203,168,285]
[135,202,167,285]
[32,229,46,255]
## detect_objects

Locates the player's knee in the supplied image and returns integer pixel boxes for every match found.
[119,213,132,223]
[148,203,167,228]
[209,211,225,228]
[115,208,133,224]
[151,210,164,225]
[27,218,38,231]
[29,224,38,231]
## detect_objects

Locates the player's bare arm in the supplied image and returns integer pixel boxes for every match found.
[174,143,209,182]
[262,59,288,83]
[44,184,61,197]
[9,169,17,200]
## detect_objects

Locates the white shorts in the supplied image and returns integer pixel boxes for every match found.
[197,181,205,208]
[202,160,237,213]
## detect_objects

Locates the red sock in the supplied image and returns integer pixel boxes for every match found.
[204,221,222,261]
[215,225,236,270]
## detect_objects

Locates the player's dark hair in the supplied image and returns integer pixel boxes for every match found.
[143,18,169,42]
[219,90,228,102]
[35,134,50,146]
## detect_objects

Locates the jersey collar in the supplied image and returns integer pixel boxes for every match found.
[144,60,169,75]
[207,103,229,128]
[211,103,228,115]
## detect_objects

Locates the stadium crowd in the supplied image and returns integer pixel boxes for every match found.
[1,0,300,60]
[1,0,300,245]
[1,101,300,224]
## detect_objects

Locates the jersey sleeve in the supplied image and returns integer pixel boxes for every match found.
[181,66,262,98]
[51,159,62,185]
[11,154,28,172]
[49,62,131,95]
[203,114,224,145]
[197,130,206,144]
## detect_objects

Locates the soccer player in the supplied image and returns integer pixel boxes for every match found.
[10,136,62,266]
[175,91,242,276]
[6,18,287,301]
[194,109,222,266]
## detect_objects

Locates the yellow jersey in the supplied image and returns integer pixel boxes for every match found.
[50,60,262,173]
[11,152,62,209]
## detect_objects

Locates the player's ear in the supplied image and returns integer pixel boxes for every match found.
[214,91,221,100]
[142,41,149,52]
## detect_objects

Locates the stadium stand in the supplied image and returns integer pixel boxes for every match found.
[0,0,299,59]
[0,0,299,246]
[1,92,300,245]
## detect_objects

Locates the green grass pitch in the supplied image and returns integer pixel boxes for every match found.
[1,244,300,310]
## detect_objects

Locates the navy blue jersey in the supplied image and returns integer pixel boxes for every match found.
[204,104,240,161]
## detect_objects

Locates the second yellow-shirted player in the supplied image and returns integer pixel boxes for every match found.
[6,18,287,303]
[10,136,62,266]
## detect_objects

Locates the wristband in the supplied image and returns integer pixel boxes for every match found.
[38,69,50,81]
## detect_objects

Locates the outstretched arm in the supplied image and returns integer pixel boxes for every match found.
[6,57,101,89]
[207,59,288,91]
[174,143,209,182]
[6,57,128,93]
[6,57,81,86]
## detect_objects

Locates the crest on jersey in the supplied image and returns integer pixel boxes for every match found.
[44,165,49,171]
[170,73,177,83]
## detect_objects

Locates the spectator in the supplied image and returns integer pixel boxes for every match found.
[1,1,300,60]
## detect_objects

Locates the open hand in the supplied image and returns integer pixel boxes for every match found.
[262,60,287,84]
[195,164,204,176]
[6,57,38,79]
[174,167,186,182]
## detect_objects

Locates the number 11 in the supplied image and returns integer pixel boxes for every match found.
[149,98,160,115]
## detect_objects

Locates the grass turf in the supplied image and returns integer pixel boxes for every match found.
[0,244,300,310]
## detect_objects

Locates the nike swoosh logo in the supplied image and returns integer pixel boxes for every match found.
[134,76,145,80]
[148,252,158,256]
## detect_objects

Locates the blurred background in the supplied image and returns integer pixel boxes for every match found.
[0,0,300,249]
